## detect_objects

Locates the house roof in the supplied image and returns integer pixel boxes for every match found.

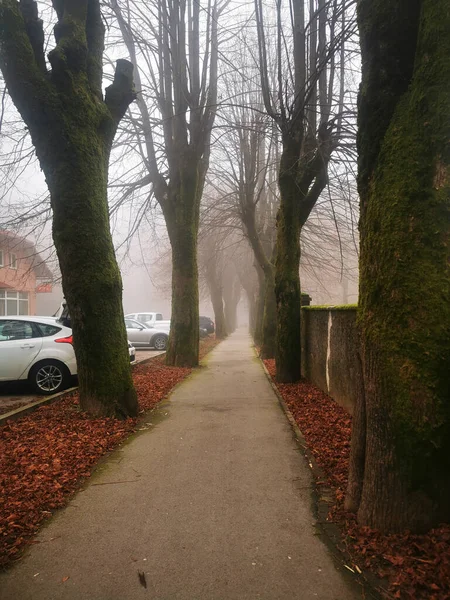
[0,231,53,281]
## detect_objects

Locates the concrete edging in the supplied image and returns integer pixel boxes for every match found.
[0,386,79,425]
[255,348,382,600]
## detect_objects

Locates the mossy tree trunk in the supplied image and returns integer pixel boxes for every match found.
[346,0,450,532]
[50,130,137,417]
[0,1,138,418]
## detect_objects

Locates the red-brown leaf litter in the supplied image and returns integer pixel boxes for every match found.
[264,358,450,600]
[0,337,220,568]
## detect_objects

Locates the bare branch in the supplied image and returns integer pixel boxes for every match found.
[105,58,136,126]
[0,1,54,127]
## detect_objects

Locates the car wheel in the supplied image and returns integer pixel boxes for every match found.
[29,360,70,395]
[152,334,168,351]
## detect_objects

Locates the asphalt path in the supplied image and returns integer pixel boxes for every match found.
[0,331,363,599]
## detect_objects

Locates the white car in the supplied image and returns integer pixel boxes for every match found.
[0,316,77,395]
[0,316,137,395]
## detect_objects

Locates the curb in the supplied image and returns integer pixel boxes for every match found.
[0,386,78,425]
[255,349,383,600]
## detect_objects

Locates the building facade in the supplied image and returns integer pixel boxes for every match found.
[0,232,53,316]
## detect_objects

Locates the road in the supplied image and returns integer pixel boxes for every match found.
[0,349,165,417]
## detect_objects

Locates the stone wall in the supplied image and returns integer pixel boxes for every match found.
[301,306,360,414]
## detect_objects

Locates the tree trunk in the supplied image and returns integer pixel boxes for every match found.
[260,268,276,359]
[238,270,257,335]
[0,3,138,418]
[275,148,301,382]
[210,285,227,339]
[224,279,241,333]
[247,290,257,334]
[166,206,200,367]
[50,137,137,418]
[203,239,227,339]
[253,265,266,345]
[344,350,365,512]
[348,0,450,532]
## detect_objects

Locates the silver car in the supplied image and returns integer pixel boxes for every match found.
[125,318,168,351]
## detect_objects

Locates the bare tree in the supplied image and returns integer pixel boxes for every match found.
[212,114,279,354]
[202,34,278,353]
[106,0,229,366]
[254,0,356,381]
[198,227,228,339]
[0,1,138,417]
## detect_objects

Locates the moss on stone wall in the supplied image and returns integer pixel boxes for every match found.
[302,304,358,311]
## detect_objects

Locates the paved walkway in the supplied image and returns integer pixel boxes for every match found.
[0,331,362,600]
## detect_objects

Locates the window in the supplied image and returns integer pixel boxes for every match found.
[126,319,142,329]
[0,250,3,267]
[9,253,17,270]
[156,314,163,321]
[138,314,151,323]
[0,320,35,341]
[0,291,29,316]
[37,323,62,337]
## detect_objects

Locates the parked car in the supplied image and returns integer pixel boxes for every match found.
[125,312,171,330]
[125,318,169,350]
[199,316,215,334]
[0,316,137,396]
[128,341,136,363]
[0,316,77,395]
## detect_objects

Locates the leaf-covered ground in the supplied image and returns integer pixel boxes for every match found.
[0,337,220,568]
[263,359,450,600]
